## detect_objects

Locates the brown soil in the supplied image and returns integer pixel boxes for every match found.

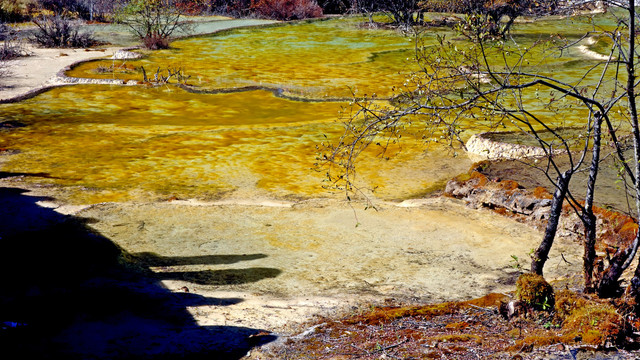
[253,291,640,359]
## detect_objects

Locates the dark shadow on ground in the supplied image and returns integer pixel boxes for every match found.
[132,252,269,266]
[161,268,282,286]
[0,171,56,179]
[0,186,279,359]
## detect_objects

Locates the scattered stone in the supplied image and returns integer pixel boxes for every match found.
[499,299,525,319]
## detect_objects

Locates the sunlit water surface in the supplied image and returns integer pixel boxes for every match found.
[0,85,468,203]
[69,17,419,99]
[0,15,620,204]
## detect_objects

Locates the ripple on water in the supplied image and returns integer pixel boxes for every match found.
[1,14,622,204]
[0,85,470,203]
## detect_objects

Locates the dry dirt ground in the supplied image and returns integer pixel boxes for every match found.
[0,182,587,358]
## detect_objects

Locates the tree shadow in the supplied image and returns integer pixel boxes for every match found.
[0,186,279,359]
[132,252,269,266]
[0,171,56,179]
[161,268,282,286]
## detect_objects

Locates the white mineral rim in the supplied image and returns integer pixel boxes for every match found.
[465,132,563,160]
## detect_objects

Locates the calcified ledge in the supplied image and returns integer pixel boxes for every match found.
[466,132,563,160]
[0,55,357,104]
[0,48,143,104]
[0,19,280,104]
[54,48,143,86]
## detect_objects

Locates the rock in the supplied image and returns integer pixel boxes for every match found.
[466,132,564,160]
[499,299,525,319]
[445,171,552,216]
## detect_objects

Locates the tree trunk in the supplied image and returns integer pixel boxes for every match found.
[624,0,640,299]
[597,231,640,297]
[583,113,602,292]
[531,171,571,275]
[627,251,640,303]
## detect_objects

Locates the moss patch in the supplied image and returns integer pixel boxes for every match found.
[516,273,555,311]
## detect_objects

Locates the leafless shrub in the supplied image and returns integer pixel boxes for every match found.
[0,24,29,80]
[141,66,191,85]
[0,37,28,60]
[32,16,98,48]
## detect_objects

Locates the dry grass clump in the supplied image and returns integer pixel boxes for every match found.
[343,293,509,326]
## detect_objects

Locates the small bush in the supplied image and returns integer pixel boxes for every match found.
[32,16,97,48]
[317,0,351,14]
[0,37,28,60]
[516,273,555,311]
[0,21,28,61]
[251,0,323,20]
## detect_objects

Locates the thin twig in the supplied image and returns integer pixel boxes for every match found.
[349,343,370,355]
[379,338,409,351]
[469,304,496,314]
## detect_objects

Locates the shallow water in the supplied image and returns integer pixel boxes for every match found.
[69,18,418,99]
[0,85,469,203]
[0,15,624,204]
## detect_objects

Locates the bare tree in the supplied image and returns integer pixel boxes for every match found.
[355,0,422,26]
[321,0,640,299]
[114,0,193,50]
[421,0,560,37]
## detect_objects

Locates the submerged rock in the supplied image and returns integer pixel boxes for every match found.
[0,120,26,129]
